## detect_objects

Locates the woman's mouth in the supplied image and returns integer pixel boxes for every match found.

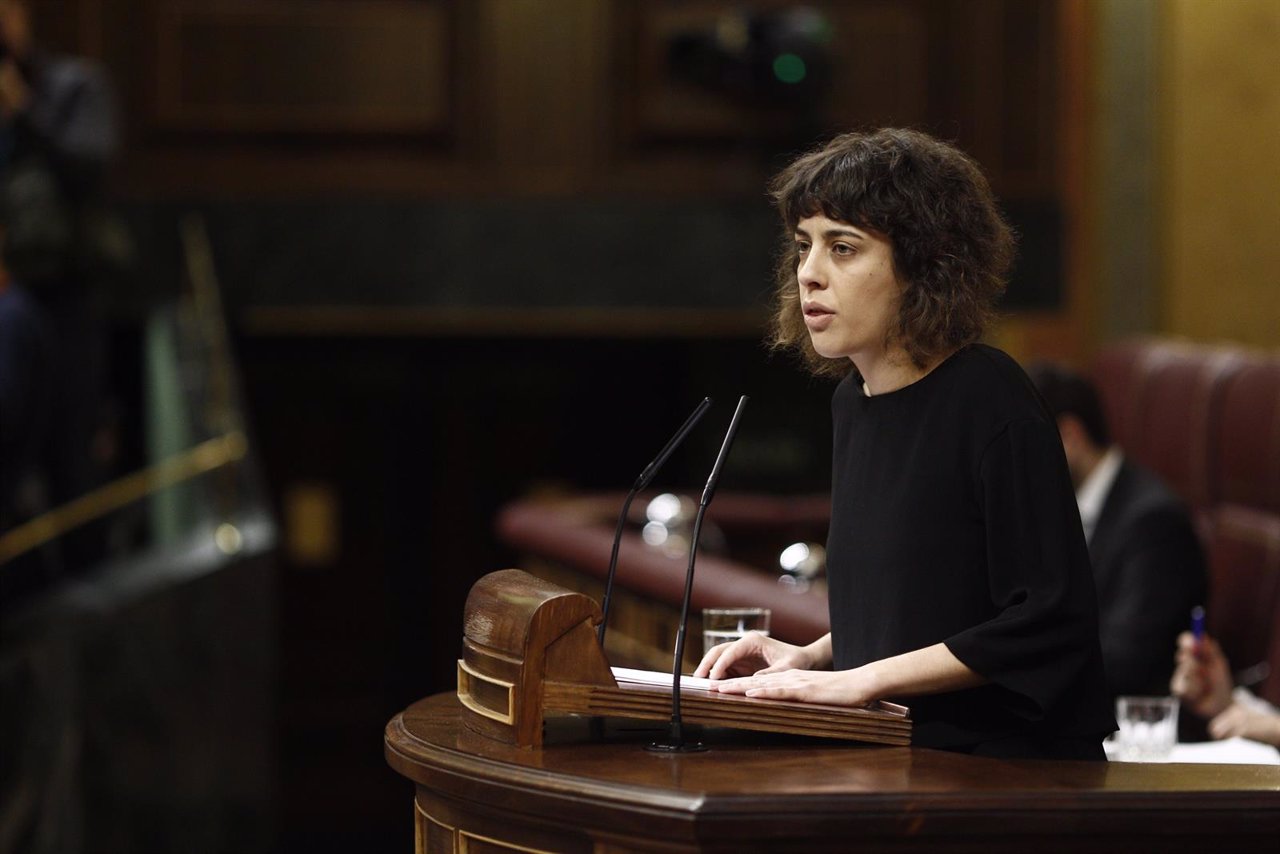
[803,303,835,330]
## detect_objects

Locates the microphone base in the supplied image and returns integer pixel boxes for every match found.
[644,740,707,753]
[644,721,707,753]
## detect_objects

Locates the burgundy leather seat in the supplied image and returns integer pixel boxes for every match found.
[1213,354,1280,514]
[1125,345,1241,510]
[1091,337,1153,452]
[1203,505,1280,706]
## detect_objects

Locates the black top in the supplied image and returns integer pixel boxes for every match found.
[1091,459,1207,698]
[827,344,1116,752]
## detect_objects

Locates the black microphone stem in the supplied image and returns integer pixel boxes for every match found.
[651,395,749,752]
[598,397,712,648]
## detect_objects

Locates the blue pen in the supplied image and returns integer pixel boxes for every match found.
[1190,605,1206,644]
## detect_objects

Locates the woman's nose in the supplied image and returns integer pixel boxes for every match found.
[798,253,825,289]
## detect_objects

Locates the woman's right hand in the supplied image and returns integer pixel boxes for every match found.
[1170,630,1233,719]
[693,632,815,681]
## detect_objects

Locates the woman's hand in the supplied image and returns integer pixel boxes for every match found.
[711,666,879,707]
[701,640,982,709]
[1170,631,1233,719]
[692,632,817,680]
[1208,702,1280,747]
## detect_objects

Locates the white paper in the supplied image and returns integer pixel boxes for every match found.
[1167,737,1280,765]
[611,666,714,691]
[1105,735,1280,764]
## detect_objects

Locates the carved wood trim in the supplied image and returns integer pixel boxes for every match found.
[414,798,456,854]
[456,659,516,726]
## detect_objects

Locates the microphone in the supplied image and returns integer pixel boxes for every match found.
[648,395,749,753]
[598,397,713,648]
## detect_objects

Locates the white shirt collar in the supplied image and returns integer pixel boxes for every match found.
[1076,446,1123,543]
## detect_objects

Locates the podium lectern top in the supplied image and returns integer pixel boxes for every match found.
[457,569,910,748]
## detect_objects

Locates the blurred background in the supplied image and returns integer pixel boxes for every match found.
[0,0,1276,852]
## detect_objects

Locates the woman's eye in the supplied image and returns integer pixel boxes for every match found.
[795,241,811,254]
[833,243,855,256]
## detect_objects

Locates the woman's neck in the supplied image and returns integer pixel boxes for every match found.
[856,347,953,396]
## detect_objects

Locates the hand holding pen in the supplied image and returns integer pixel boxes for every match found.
[1170,606,1233,720]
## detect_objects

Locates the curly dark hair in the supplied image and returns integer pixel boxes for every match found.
[768,128,1014,379]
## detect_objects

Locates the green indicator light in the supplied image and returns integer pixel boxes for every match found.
[773,53,807,84]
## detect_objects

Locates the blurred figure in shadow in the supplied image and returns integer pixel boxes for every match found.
[1,0,123,579]
[0,232,81,852]
[1027,361,1207,700]
[0,219,55,572]
[1171,631,1280,749]
[2,2,120,849]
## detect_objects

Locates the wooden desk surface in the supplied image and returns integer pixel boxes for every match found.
[386,693,1280,853]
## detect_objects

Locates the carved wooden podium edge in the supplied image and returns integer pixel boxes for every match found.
[457,569,911,748]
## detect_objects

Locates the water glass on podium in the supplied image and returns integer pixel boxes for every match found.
[702,607,771,656]
[1115,696,1180,761]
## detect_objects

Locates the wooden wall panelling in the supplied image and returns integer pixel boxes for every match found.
[90,0,1073,209]
[931,0,1006,186]
[818,0,929,131]
[1000,0,1059,191]
[621,0,930,142]
[605,0,933,197]
[103,0,474,195]
[473,0,611,190]
[28,0,103,59]
[151,0,453,136]
[990,0,1089,365]
[924,0,1063,199]
[624,0,768,140]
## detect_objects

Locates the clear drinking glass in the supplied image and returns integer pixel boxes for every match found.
[1115,696,1180,761]
[702,607,771,657]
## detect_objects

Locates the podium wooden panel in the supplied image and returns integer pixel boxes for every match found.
[455,569,910,748]
[386,692,1280,853]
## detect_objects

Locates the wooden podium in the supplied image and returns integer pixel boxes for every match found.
[386,693,1280,853]
[455,569,910,748]
[384,568,1280,853]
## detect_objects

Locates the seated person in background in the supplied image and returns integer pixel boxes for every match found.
[1171,631,1280,747]
[1027,361,1207,699]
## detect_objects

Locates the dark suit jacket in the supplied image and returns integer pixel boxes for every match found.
[1089,459,1208,698]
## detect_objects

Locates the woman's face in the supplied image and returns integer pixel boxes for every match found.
[794,214,903,365]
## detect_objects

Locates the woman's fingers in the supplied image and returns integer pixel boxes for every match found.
[711,671,843,705]
[1208,705,1244,740]
[693,643,730,678]
[709,675,755,694]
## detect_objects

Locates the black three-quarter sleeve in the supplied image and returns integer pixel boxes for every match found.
[944,416,1101,720]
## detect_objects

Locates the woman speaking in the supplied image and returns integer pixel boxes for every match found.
[696,128,1115,760]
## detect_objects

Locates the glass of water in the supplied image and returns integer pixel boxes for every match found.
[702,607,771,657]
[1115,696,1180,761]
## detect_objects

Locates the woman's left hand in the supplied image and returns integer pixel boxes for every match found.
[712,666,878,707]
